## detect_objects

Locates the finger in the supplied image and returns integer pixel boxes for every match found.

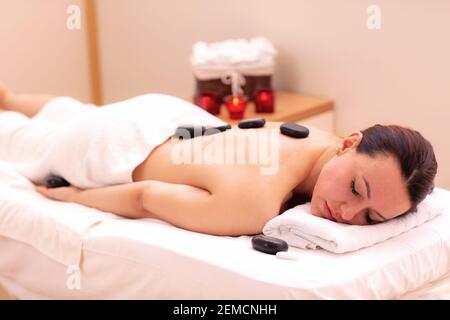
[35,185,48,194]
[35,185,60,200]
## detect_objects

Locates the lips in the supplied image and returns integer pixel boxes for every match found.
[324,201,337,222]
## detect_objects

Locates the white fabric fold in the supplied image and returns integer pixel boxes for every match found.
[0,163,117,266]
[0,94,226,189]
[263,191,445,253]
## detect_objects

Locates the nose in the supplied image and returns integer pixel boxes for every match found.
[340,200,367,222]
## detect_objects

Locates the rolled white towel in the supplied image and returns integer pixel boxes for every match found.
[263,190,446,253]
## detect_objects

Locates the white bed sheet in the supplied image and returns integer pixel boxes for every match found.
[1,188,450,299]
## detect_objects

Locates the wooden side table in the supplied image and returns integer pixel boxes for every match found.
[185,91,335,133]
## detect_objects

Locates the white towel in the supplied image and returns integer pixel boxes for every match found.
[0,94,226,189]
[191,37,277,80]
[0,162,117,266]
[263,191,445,253]
[0,94,226,266]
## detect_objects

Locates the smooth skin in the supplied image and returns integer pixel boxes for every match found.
[0,84,412,236]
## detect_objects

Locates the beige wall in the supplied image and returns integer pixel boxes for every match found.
[0,0,90,101]
[96,0,450,189]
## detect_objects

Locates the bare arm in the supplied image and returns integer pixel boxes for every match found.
[36,180,271,236]
[141,180,269,235]
[35,182,149,218]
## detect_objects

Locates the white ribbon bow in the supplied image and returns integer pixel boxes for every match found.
[220,70,246,96]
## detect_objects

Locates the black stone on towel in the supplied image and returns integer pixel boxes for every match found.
[251,235,288,255]
[44,175,71,188]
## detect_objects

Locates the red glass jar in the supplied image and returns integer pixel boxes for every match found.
[254,89,275,113]
[193,93,221,115]
[224,95,248,120]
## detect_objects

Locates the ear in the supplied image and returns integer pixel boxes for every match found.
[338,131,363,154]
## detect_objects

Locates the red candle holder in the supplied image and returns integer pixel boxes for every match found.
[254,89,275,113]
[193,93,221,115]
[224,95,248,120]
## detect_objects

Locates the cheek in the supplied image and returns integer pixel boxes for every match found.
[314,161,342,195]
[312,160,350,205]
[309,162,335,215]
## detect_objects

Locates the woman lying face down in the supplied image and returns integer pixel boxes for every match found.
[35,122,437,235]
[4,84,434,235]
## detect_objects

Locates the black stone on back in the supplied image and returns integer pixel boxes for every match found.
[204,124,232,136]
[280,123,310,138]
[173,125,206,139]
[238,118,266,129]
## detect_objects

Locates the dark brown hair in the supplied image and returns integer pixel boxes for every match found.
[356,124,437,214]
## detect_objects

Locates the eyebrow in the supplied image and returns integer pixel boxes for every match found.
[362,176,387,221]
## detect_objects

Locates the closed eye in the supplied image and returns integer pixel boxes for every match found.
[352,180,375,225]
[351,180,359,196]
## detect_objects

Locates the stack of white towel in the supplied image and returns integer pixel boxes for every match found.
[191,37,277,80]
[263,191,445,253]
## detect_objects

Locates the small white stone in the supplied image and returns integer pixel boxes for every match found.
[276,251,299,260]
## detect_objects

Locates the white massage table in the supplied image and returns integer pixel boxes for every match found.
[0,166,449,299]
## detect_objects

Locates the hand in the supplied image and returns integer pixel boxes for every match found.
[35,185,82,202]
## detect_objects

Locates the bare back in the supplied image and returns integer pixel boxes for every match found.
[132,122,341,220]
